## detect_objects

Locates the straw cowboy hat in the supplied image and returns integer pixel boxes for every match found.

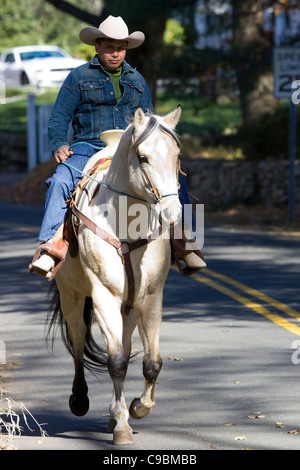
[79,15,145,49]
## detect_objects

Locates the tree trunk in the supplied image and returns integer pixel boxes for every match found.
[232,0,278,130]
[126,17,168,107]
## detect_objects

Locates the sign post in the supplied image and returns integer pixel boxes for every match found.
[273,47,299,221]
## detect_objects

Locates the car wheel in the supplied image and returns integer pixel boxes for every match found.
[20,71,30,85]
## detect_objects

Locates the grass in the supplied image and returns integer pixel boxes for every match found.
[156,94,243,159]
[156,94,241,136]
[0,377,47,449]
[0,100,28,133]
[0,397,47,449]
[0,87,60,133]
[0,87,244,159]
[0,87,241,133]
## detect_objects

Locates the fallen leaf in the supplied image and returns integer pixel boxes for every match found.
[168,357,183,361]
[245,414,265,419]
[225,422,237,426]
[288,428,300,434]
[234,436,246,440]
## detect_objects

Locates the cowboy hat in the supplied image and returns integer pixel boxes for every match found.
[79,15,145,49]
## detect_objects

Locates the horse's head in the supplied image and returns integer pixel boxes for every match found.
[128,106,183,226]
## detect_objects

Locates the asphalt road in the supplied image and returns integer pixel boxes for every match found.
[0,201,300,454]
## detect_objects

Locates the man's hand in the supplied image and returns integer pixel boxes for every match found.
[54,145,73,164]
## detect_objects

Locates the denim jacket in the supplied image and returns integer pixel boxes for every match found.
[48,55,153,155]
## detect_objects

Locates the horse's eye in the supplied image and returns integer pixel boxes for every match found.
[139,155,149,164]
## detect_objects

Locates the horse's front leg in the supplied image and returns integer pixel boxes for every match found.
[108,309,137,432]
[129,293,163,420]
[92,287,134,445]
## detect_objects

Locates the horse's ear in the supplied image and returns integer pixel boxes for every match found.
[163,105,182,129]
[134,107,146,128]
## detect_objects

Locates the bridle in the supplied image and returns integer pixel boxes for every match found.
[132,127,181,204]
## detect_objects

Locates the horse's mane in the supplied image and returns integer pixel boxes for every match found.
[131,113,181,151]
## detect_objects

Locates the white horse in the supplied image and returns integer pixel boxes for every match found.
[49,106,183,446]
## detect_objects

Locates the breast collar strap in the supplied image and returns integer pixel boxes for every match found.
[70,200,162,317]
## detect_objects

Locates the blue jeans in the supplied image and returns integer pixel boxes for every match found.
[38,144,192,242]
[38,143,102,242]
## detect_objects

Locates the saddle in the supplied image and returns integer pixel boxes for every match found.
[29,156,112,281]
[29,130,120,281]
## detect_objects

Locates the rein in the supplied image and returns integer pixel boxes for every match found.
[63,123,180,205]
[62,161,148,203]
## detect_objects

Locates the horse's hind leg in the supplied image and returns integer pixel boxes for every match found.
[129,294,163,420]
[60,292,90,417]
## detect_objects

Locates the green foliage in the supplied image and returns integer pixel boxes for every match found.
[0,0,88,58]
[237,103,299,160]
[0,90,292,161]
[164,19,186,46]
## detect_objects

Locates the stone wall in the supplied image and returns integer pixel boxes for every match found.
[182,158,300,209]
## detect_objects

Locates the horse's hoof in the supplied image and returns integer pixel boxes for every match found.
[69,394,89,417]
[129,397,151,419]
[113,429,134,446]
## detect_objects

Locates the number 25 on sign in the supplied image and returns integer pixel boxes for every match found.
[291,80,300,104]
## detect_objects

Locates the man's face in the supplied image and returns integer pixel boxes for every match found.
[96,39,127,71]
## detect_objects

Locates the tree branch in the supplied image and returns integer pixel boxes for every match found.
[44,0,108,26]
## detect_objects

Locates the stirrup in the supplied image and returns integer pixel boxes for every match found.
[29,241,58,278]
[176,251,207,276]
[29,251,56,278]
[170,234,207,276]
[29,231,69,280]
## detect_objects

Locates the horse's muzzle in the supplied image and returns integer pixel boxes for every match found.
[159,197,182,227]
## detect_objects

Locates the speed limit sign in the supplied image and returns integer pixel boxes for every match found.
[273,47,300,99]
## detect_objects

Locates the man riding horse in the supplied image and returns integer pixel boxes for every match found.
[29,15,205,277]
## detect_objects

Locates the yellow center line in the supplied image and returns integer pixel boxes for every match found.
[194,273,300,336]
[204,268,300,321]
[170,266,300,336]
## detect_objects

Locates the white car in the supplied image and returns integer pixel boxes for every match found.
[0,45,86,88]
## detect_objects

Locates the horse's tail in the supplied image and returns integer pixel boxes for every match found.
[47,281,108,373]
